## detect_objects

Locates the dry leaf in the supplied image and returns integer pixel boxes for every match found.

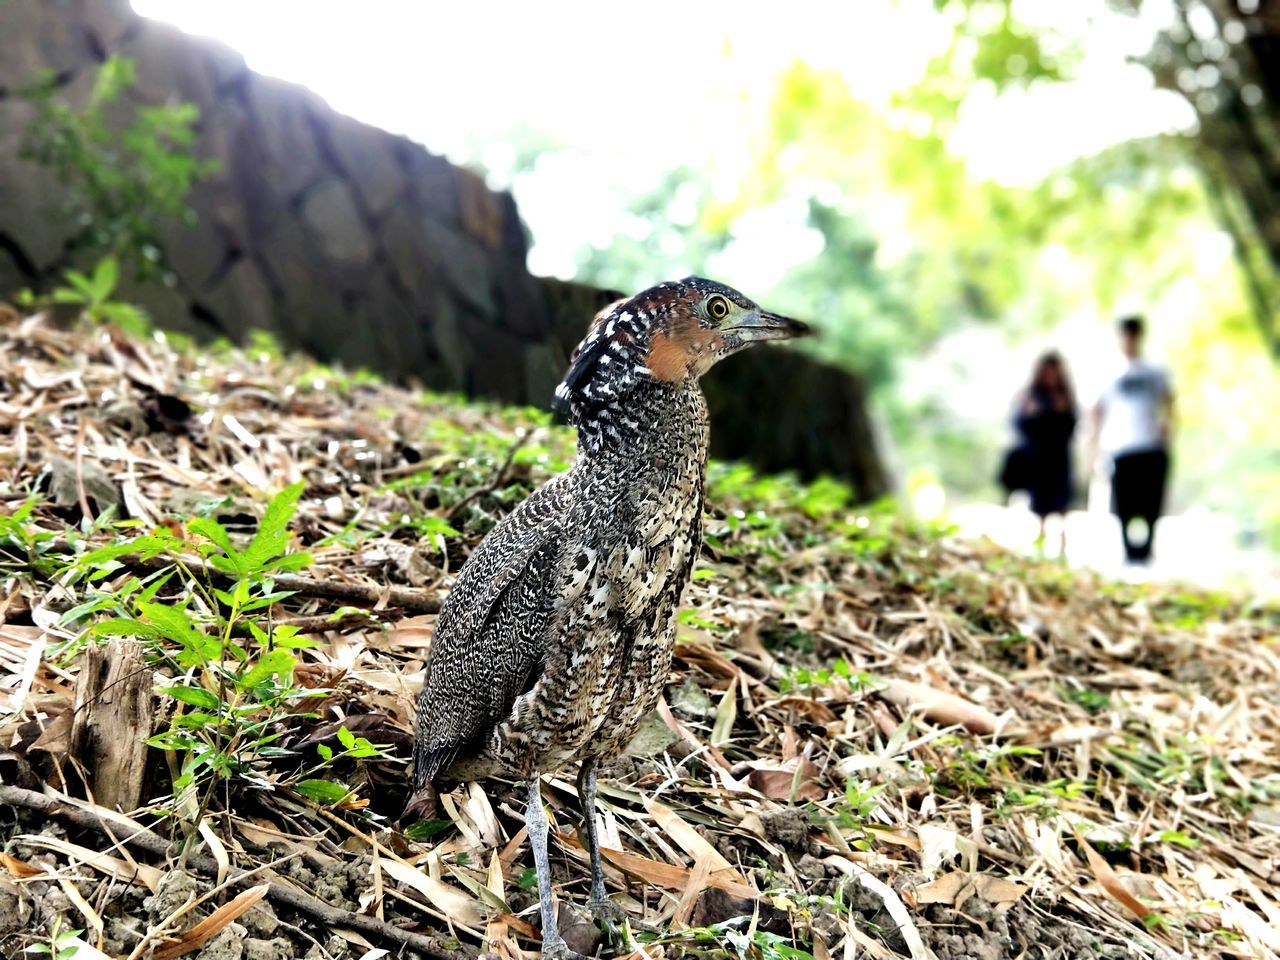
[379,858,485,927]
[153,883,269,960]
[880,679,1001,734]
[592,843,757,900]
[910,872,1027,907]
[0,852,44,878]
[643,798,735,873]
[1071,826,1151,921]
[18,835,162,892]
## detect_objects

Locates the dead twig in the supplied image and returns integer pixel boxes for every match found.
[0,784,468,960]
[445,431,531,525]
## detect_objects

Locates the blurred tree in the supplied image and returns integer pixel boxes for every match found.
[1130,0,1280,356]
[931,0,1280,355]
[481,6,1279,542]
[20,55,217,285]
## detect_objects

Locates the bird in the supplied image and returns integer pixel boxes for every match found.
[411,277,811,958]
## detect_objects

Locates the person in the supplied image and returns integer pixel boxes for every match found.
[1089,315,1174,565]
[1010,351,1077,555]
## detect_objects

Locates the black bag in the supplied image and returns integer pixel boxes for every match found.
[998,444,1032,494]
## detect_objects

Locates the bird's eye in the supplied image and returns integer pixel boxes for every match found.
[707,296,730,320]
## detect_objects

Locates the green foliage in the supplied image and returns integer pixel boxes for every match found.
[57,482,386,820]
[641,917,815,960]
[46,256,150,335]
[486,6,1278,546]
[25,917,83,960]
[776,659,875,696]
[20,54,217,281]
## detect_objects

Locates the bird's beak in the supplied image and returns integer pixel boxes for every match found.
[723,310,813,342]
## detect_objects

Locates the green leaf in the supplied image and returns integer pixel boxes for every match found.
[242,481,304,574]
[147,730,198,750]
[51,287,86,305]
[136,601,218,662]
[238,648,296,689]
[90,618,165,640]
[62,269,95,299]
[405,819,455,841]
[316,743,333,762]
[90,256,119,301]
[295,779,350,804]
[336,725,356,750]
[187,517,241,570]
[160,683,221,711]
[263,551,312,573]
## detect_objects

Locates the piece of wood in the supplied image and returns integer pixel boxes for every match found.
[69,640,154,812]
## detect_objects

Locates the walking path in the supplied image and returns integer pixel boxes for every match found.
[948,499,1280,600]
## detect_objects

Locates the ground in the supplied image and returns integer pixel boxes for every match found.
[0,308,1278,960]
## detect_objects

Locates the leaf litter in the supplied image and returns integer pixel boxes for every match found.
[0,307,1278,960]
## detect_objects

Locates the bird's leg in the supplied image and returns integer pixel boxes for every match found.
[526,774,574,959]
[577,758,627,931]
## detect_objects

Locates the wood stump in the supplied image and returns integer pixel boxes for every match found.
[68,640,154,812]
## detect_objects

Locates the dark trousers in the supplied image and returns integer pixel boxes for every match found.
[1111,449,1169,563]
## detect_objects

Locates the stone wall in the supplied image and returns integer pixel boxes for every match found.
[0,0,889,497]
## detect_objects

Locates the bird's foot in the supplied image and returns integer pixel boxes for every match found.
[589,897,630,948]
[540,936,587,960]
[589,897,627,926]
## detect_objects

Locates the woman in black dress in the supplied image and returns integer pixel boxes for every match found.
[1013,352,1077,554]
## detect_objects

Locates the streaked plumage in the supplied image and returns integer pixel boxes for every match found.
[412,277,810,958]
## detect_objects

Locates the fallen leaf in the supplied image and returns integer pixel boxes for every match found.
[0,852,43,878]
[643,798,736,873]
[153,883,269,960]
[880,679,1002,734]
[1071,825,1152,921]
[910,872,1027,907]
[379,858,485,926]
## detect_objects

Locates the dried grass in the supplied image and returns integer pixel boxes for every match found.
[1,309,1278,960]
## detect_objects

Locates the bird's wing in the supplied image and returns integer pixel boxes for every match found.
[413,477,572,785]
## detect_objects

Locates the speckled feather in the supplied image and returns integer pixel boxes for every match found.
[414,278,781,786]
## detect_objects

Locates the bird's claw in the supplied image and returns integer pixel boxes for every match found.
[541,940,587,960]
[589,898,630,947]
[589,897,626,926]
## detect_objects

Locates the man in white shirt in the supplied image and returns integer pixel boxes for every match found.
[1089,316,1174,564]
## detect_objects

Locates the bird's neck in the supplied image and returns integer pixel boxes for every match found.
[573,379,709,472]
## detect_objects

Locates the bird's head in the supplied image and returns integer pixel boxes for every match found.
[553,277,811,414]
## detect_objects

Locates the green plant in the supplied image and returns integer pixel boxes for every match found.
[26,917,83,960]
[642,917,815,960]
[48,256,149,334]
[816,777,886,850]
[777,658,875,695]
[56,482,390,821]
[20,54,217,281]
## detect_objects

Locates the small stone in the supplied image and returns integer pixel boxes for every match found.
[195,927,244,960]
[624,709,680,759]
[670,677,714,720]
[144,871,198,922]
[242,902,279,939]
[242,938,287,960]
[759,807,812,851]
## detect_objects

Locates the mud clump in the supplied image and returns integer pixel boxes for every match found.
[760,807,812,851]
[243,902,280,938]
[145,870,199,922]
[243,937,296,960]
[196,925,245,960]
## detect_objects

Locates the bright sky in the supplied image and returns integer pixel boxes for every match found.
[132,0,1194,280]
